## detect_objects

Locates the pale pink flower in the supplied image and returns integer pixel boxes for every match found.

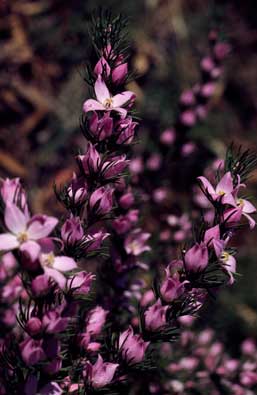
[40,252,77,289]
[84,354,119,388]
[83,75,135,118]
[0,203,58,252]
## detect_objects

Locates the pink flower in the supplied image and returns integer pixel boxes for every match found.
[101,155,129,179]
[67,271,95,294]
[40,252,77,289]
[89,112,113,141]
[86,306,108,336]
[67,173,88,205]
[232,196,256,229]
[160,272,188,302]
[124,229,151,256]
[89,187,113,216]
[20,337,46,366]
[61,217,84,246]
[42,309,68,334]
[77,143,101,175]
[94,57,111,77]
[119,326,149,364]
[144,299,168,331]
[112,62,128,84]
[84,354,119,388]
[83,75,135,118]
[184,242,208,272]
[0,203,58,252]
[198,172,235,205]
[116,117,137,144]
[25,318,42,336]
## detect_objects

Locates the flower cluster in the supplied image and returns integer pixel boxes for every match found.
[0,11,256,395]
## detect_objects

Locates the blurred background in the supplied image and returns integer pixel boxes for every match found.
[0,0,256,354]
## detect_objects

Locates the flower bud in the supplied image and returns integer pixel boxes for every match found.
[25,317,42,336]
[184,242,208,272]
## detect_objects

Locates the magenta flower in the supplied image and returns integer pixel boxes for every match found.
[42,309,68,334]
[231,197,256,229]
[112,62,128,85]
[86,306,108,336]
[0,203,58,251]
[101,155,129,178]
[83,75,135,118]
[184,242,208,272]
[116,117,137,144]
[61,216,84,246]
[40,252,77,289]
[160,272,188,302]
[20,337,46,366]
[89,112,113,141]
[84,354,119,389]
[78,142,101,175]
[89,186,114,216]
[144,299,168,331]
[198,172,235,205]
[67,173,88,204]
[67,271,95,294]
[94,57,111,77]
[119,326,149,364]
[124,228,151,256]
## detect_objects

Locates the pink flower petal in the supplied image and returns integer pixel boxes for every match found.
[114,107,127,118]
[242,199,256,214]
[83,99,105,113]
[216,172,233,194]
[5,203,27,234]
[43,267,66,289]
[197,177,215,195]
[243,213,256,229]
[20,241,41,261]
[0,233,19,250]
[53,256,77,272]
[112,91,135,107]
[27,215,58,240]
[95,75,110,103]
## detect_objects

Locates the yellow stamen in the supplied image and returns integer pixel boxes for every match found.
[103,98,113,109]
[17,232,28,243]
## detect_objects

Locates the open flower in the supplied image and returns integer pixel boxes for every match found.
[0,203,58,252]
[83,75,135,118]
[198,172,235,205]
[40,252,77,289]
[119,326,149,364]
[84,354,119,388]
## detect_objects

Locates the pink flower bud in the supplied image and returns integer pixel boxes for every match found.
[86,306,108,336]
[160,128,176,145]
[144,299,168,331]
[89,187,113,216]
[184,242,208,272]
[180,90,196,106]
[116,117,137,145]
[160,273,187,302]
[61,217,83,246]
[94,57,111,77]
[200,56,215,72]
[180,110,196,127]
[20,338,46,366]
[67,271,95,295]
[119,192,135,209]
[31,274,50,296]
[25,317,42,336]
[112,62,128,85]
[89,112,113,141]
[101,155,129,179]
[78,143,101,175]
[84,354,119,388]
[119,326,149,364]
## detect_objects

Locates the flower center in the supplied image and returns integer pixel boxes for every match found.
[41,252,55,267]
[103,98,113,109]
[17,231,28,243]
[237,198,244,207]
[218,190,225,196]
[221,251,229,262]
